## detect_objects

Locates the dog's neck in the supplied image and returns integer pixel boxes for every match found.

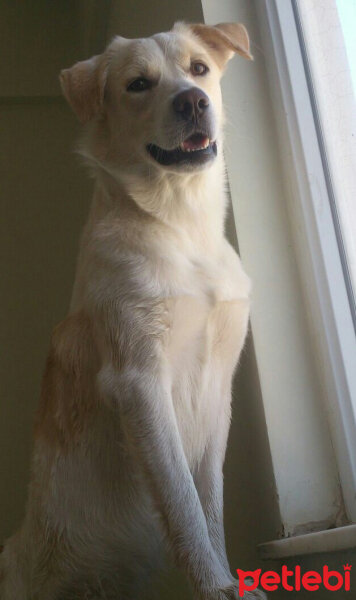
[70,157,228,313]
[89,153,228,240]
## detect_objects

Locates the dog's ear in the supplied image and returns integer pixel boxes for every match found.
[190,22,252,68]
[59,55,107,124]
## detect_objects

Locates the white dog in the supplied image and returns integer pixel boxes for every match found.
[0,22,266,600]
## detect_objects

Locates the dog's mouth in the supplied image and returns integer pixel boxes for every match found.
[147,133,217,167]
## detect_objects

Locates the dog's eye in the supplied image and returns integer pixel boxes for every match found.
[127,78,151,92]
[191,62,209,76]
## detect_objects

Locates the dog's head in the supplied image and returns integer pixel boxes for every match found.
[60,22,251,175]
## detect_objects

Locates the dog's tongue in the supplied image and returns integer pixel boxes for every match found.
[181,133,209,152]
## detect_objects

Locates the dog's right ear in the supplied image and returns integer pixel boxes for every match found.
[190,22,253,69]
[59,55,107,124]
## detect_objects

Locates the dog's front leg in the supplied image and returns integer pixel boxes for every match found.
[195,408,231,575]
[195,411,268,600]
[98,361,232,599]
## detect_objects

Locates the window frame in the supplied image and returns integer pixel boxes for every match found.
[202,0,356,549]
[255,0,356,523]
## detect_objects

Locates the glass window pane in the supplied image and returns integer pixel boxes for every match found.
[297,0,356,319]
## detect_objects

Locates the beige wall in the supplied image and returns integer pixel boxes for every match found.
[1,1,354,598]
[0,0,202,543]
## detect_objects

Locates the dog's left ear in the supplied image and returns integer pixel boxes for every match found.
[59,54,108,124]
[190,22,253,68]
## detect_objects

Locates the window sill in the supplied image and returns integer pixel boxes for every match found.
[258,524,356,559]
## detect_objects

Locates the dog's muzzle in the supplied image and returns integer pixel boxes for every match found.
[147,87,218,168]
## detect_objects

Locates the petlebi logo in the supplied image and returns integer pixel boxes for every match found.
[236,564,352,596]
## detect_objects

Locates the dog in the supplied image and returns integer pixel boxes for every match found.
[0,21,266,600]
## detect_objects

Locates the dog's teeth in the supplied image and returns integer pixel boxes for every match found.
[180,138,210,153]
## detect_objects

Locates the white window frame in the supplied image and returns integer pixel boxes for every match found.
[202,0,356,555]
[256,0,356,522]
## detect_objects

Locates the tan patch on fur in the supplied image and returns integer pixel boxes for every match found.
[34,312,100,447]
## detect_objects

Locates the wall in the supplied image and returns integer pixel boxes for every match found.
[0,0,201,545]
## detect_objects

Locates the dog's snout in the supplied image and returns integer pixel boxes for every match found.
[173,88,209,121]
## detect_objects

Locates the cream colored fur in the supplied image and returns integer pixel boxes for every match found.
[0,22,266,600]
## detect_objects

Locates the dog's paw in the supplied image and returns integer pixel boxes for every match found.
[241,589,267,599]
[197,581,267,600]
[223,582,267,599]
[238,577,267,599]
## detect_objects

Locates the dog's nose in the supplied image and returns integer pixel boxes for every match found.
[173,88,209,121]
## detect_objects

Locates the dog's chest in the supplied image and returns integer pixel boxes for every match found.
[164,244,250,466]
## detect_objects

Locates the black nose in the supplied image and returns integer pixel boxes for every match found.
[173,87,210,121]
